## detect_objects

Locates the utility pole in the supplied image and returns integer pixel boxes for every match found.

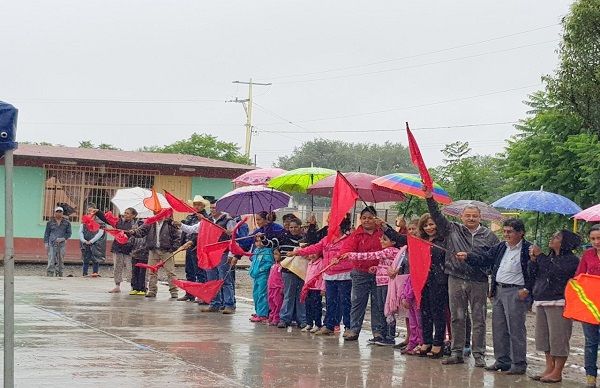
[228,79,271,158]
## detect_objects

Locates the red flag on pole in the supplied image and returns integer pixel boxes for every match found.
[406,122,434,192]
[81,215,100,232]
[173,279,224,304]
[164,190,197,213]
[104,229,129,244]
[326,172,359,244]
[407,234,433,308]
[197,219,228,269]
[103,211,119,228]
[143,187,163,213]
[143,208,174,225]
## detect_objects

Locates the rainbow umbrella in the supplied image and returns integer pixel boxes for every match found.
[371,173,452,205]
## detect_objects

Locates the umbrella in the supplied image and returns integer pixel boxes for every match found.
[232,168,287,187]
[307,172,406,203]
[111,187,170,219]
[442,200,504,222]
[371,173,452,205]
[267,167,335,194]
[491,188,582,240]
[573,204,600,222]
[215,186,291,216]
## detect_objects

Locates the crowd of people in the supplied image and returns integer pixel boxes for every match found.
[42,190,600,387]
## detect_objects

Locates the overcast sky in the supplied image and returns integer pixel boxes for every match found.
[2,0,573,168]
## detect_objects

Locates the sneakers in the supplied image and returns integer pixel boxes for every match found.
[463,346,472,358]
[222,307,235,314]
[442,356,464,365]
[170,293,179,299]
[201,306,221,312]
[128,290,137,295]
[250,316,267,323]
[367,336,384,345]
[484,363,510,372]
[375,338,395,346]
[135,290,146,296]
[586,375,597,387]
[277,321,289,328]
[343,330,359,341]
[145,292,157,298]
[177,295,194,301]
[301,325,312,332]
[315,327,334,336]
[474,357,486,368]
[310,326,320,333]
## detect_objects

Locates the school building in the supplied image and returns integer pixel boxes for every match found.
[0,144,253,262]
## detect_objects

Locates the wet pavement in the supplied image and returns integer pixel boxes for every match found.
[0,276,582,387]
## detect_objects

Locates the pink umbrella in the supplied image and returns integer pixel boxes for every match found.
[232,168,287,188]
[573,204,600,222]
[307,172,406,203]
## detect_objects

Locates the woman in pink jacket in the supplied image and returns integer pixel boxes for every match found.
[293,217,353,335]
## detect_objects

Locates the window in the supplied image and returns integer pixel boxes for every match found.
[43,164,158,222]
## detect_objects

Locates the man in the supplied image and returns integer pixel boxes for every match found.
[456,218,532,375]
[177,195,209,302]
[43,206,72,277]
[128,211,181,298]
[201,200,237,314]
[425,189,500,367]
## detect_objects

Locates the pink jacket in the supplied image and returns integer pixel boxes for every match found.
[305,257,325,291]
[267,263,283,290]
[348,246,400,286]
[296,235,352,277]
[385,246,409,318]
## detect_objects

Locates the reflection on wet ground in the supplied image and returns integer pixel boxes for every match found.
[0,276,581,387]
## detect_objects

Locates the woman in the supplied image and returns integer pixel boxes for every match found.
[575,224,600,387]
[276,218,306,328]
[80,205,106,277]
[529,230,581,383]
[293,217,353,335]
[414,213,448,358]
[338,206,385,342]
[251,211,284,246]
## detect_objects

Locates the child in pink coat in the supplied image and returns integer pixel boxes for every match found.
[400,275,423,354]
[303,254,325,332]
[267,249,284,326]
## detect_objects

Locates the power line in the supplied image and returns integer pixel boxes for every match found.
[275,40,557,85]
[10,98,225,104]
[21,121,242,127]
[259,23,561,81]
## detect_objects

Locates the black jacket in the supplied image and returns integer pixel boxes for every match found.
[466,239,532,297]
[426,236,448,286]
[528,251,579,301]
[130,219,181,252]
[94,212,137,254]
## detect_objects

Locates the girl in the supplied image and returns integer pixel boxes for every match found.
[303,254,325,332]
[341,228,406,346]
[575,224,600,387]
[249,236,275,323]
[276,218,306,328]
[267,249,285,326]
[80,205,106,277]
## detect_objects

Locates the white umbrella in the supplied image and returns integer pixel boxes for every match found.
[111,187,170,218]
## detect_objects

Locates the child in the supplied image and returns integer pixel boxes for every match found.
[395,219,419,348]
[249,236,275,322]
[303,254,325,333]
[343,228,406,346]
[399,275,423,354]
[267,249,285,326]
[130,235,149,295]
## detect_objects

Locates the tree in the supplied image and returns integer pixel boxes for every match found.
[141,133,251,165]
[78,140,94,149]
[546,0,600,134]
[276,138,416,175]
[78,140,122,150]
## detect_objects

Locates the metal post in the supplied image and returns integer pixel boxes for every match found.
[4,149,15,388]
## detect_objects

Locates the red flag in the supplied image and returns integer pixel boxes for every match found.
[229,216,252,257]
[300,258,343,302]
[326,172,359,243]
[81,214,100,232]
[406,122,434,192]
[104,229,129,244]
[135,262,162,273]
[173,278,224,304]
[407,234,433,308]
[197,219,228,269]
[144,208,174,225]
[143,187,163,213]
[164,190,197,213]
[103,211,119,228]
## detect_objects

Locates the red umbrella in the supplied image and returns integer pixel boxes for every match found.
[307,172,406,203]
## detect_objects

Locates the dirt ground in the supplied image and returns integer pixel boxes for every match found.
[5,262,588,382]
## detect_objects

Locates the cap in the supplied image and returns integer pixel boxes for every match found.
[54,206,64,212]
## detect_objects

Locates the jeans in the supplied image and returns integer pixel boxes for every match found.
[207,253,235,309]
[325,279,352,330]
[583,323,600,377]
[350,270,379,335]
[82,260,99,276]
[305,290,323,328]
[373,285,395,340]
[185,248,207,284]
[47,241,66,275]
[279,271,306,325]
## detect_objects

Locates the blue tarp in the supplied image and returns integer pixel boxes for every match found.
[0,101,18,153]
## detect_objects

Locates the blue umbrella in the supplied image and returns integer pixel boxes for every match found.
[491,188,582,240]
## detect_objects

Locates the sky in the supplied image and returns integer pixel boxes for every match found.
[1,0,573,168]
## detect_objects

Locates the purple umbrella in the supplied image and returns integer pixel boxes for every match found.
[307,172,406,203]
[215,186,291,216]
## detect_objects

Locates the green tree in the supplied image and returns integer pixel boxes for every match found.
[78,140,94,148]
[78,140,122,150]
[276,138,416,175]
[141,133,251,165]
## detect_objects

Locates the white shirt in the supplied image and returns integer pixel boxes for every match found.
[495,240,525,286]
[155,221,164,248]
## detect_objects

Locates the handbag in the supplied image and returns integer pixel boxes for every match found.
[280,255,309,280]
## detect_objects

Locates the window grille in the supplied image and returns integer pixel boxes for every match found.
[43,164,158,222]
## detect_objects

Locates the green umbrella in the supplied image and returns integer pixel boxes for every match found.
[268,167,335,210]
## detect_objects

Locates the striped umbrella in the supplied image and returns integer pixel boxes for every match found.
[371,173,452,205]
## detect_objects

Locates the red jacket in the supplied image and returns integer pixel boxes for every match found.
[576,248,600,276]
[339,226,384,272]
